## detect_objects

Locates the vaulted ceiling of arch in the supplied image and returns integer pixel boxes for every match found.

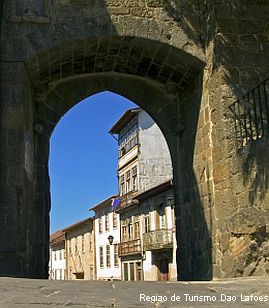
[27,36,204,94]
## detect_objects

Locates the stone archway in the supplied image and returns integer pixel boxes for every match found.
[1,33,209,279]
[1,0,214,280]
[27,35,207,280]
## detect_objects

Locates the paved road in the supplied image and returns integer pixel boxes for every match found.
[0,277,269,307]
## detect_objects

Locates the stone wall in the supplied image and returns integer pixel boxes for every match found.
[200,0,269,277]
[1,0,269,279]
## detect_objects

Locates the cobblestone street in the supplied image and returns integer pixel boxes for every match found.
[0,277,269,307]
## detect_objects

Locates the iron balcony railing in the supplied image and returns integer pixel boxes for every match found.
[143,229,173,251]
[229,79,269,148]
[118,239,141,256]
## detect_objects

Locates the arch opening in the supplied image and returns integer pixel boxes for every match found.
[1,35,211,280]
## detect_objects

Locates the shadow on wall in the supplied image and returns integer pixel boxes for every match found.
[241,140,269,207]
[164,1,269,278]
[168,73,212,280]
[163,2,213,280]
[164,2,269,206]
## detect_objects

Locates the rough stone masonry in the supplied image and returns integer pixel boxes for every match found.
[0,0,269,280]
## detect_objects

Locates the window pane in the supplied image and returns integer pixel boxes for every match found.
[106,245,111,267]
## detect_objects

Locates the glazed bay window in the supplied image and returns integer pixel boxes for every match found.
[120,175,125,196]
[118,120,138,158]
[126,170,131,193]
[132,166,138,192]
[106,245,111,267]
[99,246,104,268]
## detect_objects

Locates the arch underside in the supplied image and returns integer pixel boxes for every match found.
[27,36,204,135]
[30,36,210,280]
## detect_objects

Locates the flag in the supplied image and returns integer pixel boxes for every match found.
[111,197,121,211]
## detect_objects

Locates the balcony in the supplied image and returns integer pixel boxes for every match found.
[118,239,141,256]
[143,229,173,251]
[118,191,139,210]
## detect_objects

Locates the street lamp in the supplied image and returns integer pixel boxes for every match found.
[108,235,114,245]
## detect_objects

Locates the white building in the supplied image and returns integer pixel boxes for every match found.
[49,230,66,280]
[110,108,176,281]
[109,107,173,195]
[90,195,121,281]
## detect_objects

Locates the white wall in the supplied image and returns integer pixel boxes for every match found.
[94,205,121,280]
[50,243,66,280]
[138,110,173,192]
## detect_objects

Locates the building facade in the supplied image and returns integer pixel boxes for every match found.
[109,108,173,197]
[64,217,95,280]
[117,180,177,281]
[49,230,66,280]
[91,196,121,281]
[110,108,176,281]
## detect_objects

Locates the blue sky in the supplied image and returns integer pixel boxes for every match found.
[49,91,137,234]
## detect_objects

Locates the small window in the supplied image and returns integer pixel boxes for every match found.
[128,219,133,240]
[132,166,138,191]
[99,216,103,233]
[126,170,131,193]
[114,244,119,267]
[134,216,140,239]
[106,245,111,268]
[120,174,125,196]
[122,224,127,242]
[105,212,109,231]
[100,246,104,268]
[144,214,150,233]
[113,212,117,229]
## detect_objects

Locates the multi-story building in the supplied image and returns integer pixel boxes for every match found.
[49,229,66,280]
[109,108,173,197]
[116,180,177,281]
[63,217,95,280]
[110,108,176,281]
[90,195,121,281]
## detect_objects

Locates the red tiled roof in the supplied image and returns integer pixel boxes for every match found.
[50,230,65,245]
